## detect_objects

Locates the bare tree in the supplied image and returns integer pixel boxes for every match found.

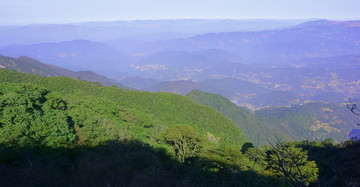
[347,98,360,127]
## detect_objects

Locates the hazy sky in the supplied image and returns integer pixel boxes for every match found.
[1,0,359,25]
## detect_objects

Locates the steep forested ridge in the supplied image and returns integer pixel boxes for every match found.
[0,69,275,186]
[186,90,279,145]
[0,68,247,146]
[187,90,356,144]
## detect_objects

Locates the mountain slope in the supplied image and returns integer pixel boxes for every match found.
[146,80,223,95]
[186,90,280,145]
[119,77,162,90]
[246,91,304,109]
[202,78,270,104]
[0,55,127,88]
[0,69,248,147]
[256,102,356,142]
[147,78,272,108]
[0,55,74,77]
[186,90,356,144]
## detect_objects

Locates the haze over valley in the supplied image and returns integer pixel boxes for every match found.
[2,19,360,109]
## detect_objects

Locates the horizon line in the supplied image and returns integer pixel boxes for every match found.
[2,17,360,26]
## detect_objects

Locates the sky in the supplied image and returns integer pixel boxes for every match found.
[1,0,360,25]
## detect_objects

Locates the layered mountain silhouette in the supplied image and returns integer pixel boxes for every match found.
[0,55,128,88]
[0,40,132,76]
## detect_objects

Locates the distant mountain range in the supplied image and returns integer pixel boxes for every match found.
[0,55,128,88]
[119,77,162,90]
[1,51,355,110]
[0,19,308,46]
[0,52,357,145]
[2,20,360,81]
[0,40,132,75]
[130,20,360,61]
[1,19,359,110]
[139,77,351,110]
[127,50,245,80]
[290,54,360,73]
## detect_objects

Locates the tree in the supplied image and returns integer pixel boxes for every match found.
[241,142,254,154]
[157,124,203,162]
[199,147,250,174]
[347,99,360,142]
[0,83,76,147]
[265,143,319,186]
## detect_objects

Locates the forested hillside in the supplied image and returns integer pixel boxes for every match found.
[0,69,247,146]
[1,69,359,186]
[257,102,356,142]
[1,1,360,185]
[187,90,356,144]
[186,90,279,145]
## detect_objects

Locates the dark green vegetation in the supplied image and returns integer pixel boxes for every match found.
[244,139,360,187]
[157,124,204,162]
[0,69,359,186]
[0,69,279,186]
[0,83,75,147]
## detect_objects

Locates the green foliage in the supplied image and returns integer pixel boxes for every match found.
[0,69,248,147]
[246,141,320,186]
[241,142,255,154]
[187,89,288,145]
[0,83,75,147]
[158,124,204,162]
[68,96,158,145]
[3,68,358,186]
[265,145,319,186]
[290,139,360,186]
[0,139,288,186]
[198,147,250,173]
